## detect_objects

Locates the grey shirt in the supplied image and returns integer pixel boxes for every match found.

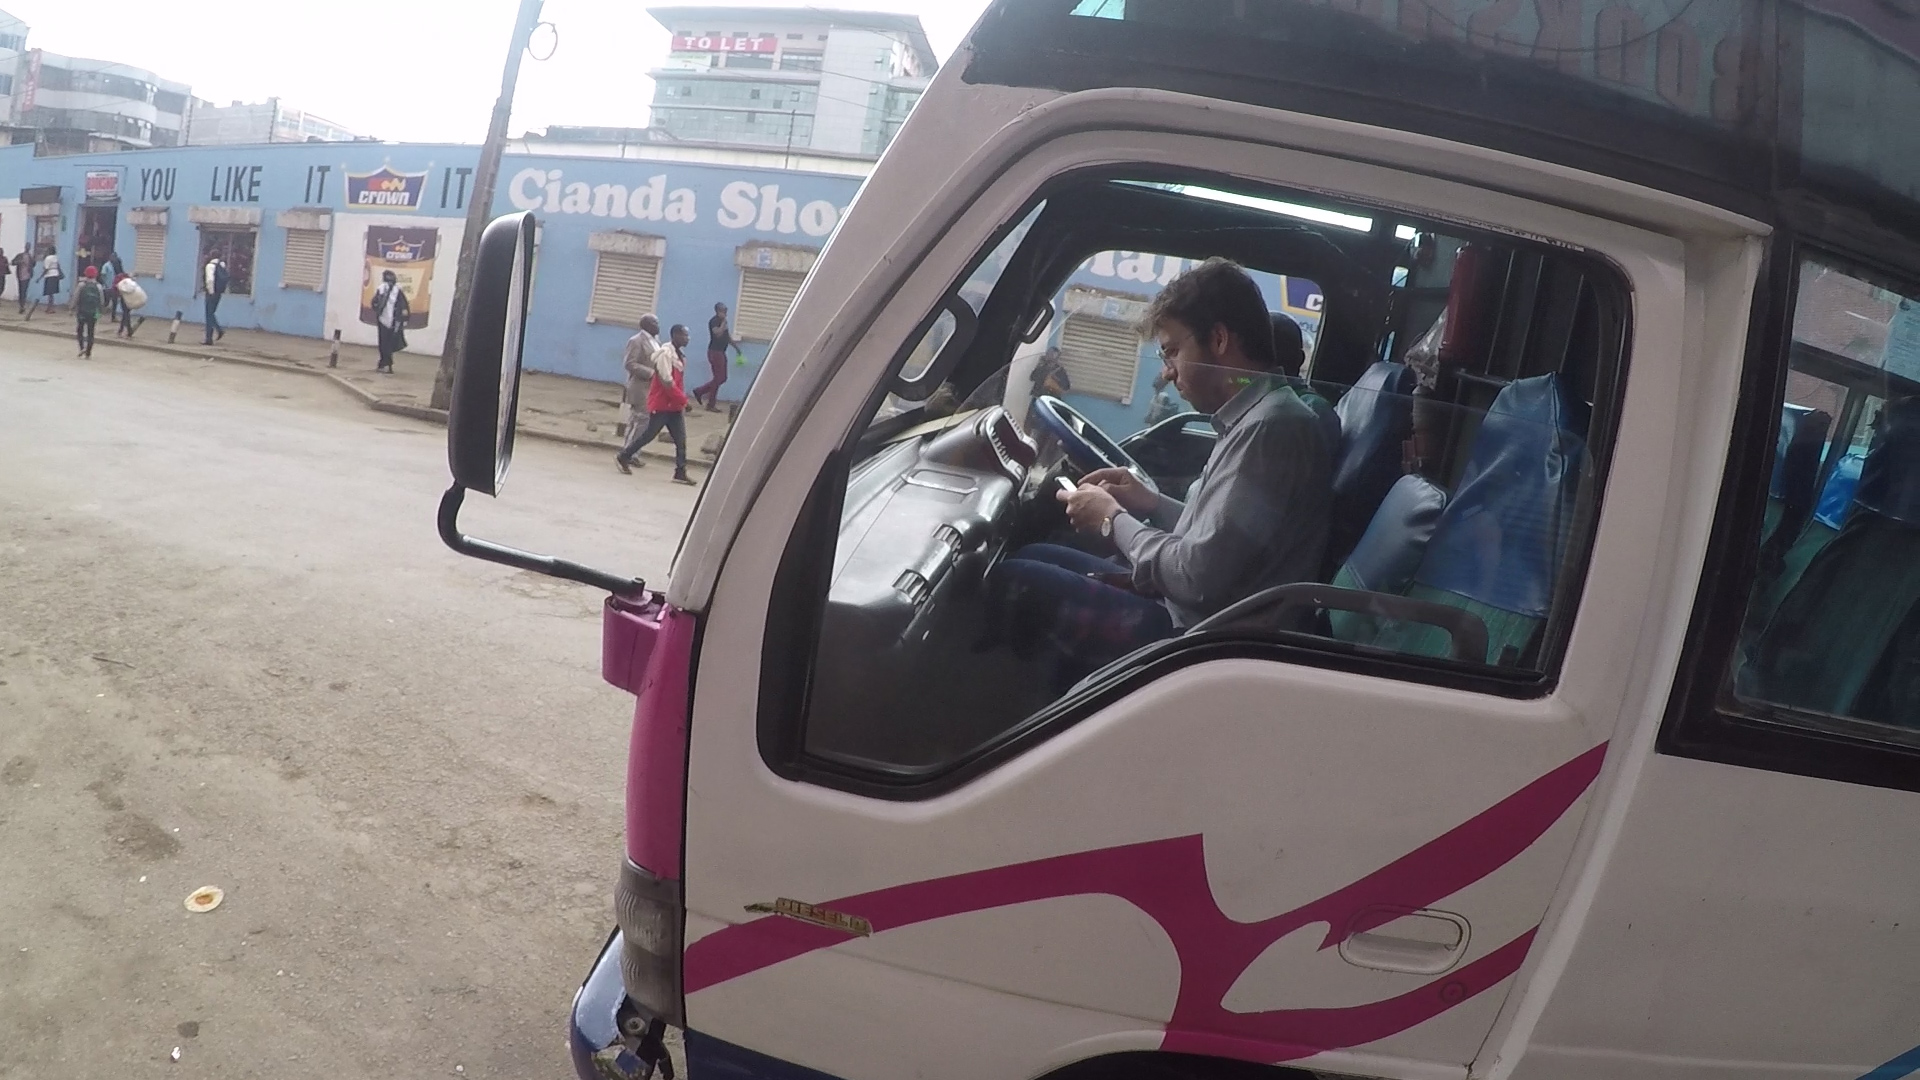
[623,330,658,405]
[1112,379,1331,628]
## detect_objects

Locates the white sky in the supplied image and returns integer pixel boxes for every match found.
[1,0,993,144]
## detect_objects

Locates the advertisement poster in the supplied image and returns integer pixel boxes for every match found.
[360,227,436,329]
[84,170,120,202]
[345,166,429,211]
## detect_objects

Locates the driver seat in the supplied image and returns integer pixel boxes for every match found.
[1271,313,1340,453]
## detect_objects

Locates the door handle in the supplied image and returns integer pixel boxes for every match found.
[1338,907,1471,975]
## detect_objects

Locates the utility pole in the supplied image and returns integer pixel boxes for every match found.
[430,0,546,412]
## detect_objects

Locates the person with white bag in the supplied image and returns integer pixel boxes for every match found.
[112,272,148,338]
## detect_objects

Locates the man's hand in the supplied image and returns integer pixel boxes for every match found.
[1080,467,1158,515]
[1057,481,1123,535]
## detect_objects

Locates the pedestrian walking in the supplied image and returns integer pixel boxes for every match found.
[34,248,63,318]
[202,255,228,344]
[371,270,410,373]
[615,323,698,485]
[692,301,742,412]
[98,250,125,322]
[72,266,103,358]
[12,248,31,314]
[620,314,661,438]
[113,272,147,337]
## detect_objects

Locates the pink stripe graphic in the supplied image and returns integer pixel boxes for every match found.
[687,744,1605,1062]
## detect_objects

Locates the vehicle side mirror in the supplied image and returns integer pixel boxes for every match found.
[436,211,646,598]
[448,211,534,496]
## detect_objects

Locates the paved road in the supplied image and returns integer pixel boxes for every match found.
[0,334,700,1078]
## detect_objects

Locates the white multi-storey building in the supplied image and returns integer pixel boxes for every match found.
[645,6,935,161]
[0,10,191,153]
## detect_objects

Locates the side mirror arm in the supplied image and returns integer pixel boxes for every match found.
[437,484,647,597]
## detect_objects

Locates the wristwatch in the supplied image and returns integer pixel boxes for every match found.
[1100,512,1118,539]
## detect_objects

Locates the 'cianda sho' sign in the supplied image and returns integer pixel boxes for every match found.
[345,166,428,211]
[507,167,849,239]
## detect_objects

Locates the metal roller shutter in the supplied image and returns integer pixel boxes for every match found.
[281,229,328,290]
[736,268,806,341]
[133,224,166,278]
[1058,314,1144,403]
[587,252,660,327]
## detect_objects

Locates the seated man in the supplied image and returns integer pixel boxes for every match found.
[996,258,1332,686]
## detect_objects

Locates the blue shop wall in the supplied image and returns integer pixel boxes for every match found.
[493,154,863,398]
[0,142,482,339]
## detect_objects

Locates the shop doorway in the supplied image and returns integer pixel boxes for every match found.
[77,204,118,274]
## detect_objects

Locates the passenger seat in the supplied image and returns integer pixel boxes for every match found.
[1744,397,1920,722]
[1327,361,1418,568]
[1327,474,1448,643]
[1372,373,1587,666]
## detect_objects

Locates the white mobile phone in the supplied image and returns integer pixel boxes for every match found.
[1057,477,1078,496]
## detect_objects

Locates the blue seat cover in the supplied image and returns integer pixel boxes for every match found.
[1341,474,1448,595]
[1414,374,1587,619]
[1815,449,1865,529]
[1332,361,1416,496]
[1854,397,1920,526]
[1327,361,1416,562]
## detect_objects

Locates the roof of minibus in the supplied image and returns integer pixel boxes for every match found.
[961,0,1920,268]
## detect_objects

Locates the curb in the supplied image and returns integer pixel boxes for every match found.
[0,317,710,470]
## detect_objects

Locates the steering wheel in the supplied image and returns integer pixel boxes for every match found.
[1029,395,1159,494]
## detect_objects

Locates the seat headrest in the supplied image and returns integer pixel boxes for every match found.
[1855,396,1920,526]
[1331,361,1416,495]
[1414,373,1587,619]
[1269,313,1306,377]
[1342,474,1448,595]
[1771,403,1831,500]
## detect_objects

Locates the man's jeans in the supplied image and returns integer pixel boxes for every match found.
[203,294,222,343]
[617,409,687,473]
[991,543,1175,691]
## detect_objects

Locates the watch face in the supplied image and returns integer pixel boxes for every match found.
[1101,516,1113,538]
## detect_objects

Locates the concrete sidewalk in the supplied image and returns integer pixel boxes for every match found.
[0,299,731,470]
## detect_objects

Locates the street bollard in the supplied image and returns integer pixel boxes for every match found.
[329,328,340,369]
[168,311,182,344]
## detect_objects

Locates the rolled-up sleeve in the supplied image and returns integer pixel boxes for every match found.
[1114,405,1325,621]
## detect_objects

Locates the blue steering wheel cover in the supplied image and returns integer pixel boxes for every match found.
[1031,395,1124,473]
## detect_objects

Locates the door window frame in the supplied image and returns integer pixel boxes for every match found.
[1659,236,1920,794]
[757,159,1641,800]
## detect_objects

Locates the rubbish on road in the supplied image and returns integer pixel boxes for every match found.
[184,886,223,913]
[90,654,133,668]
[169,1047,181,1063]
[139,875,146,883]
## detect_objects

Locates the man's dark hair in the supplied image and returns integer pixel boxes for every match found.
[1144,258,1278,369]
[670,323,690,336]
[1269,313,1306,377]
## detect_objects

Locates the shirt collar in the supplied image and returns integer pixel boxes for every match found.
[1211,375,1281,435]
